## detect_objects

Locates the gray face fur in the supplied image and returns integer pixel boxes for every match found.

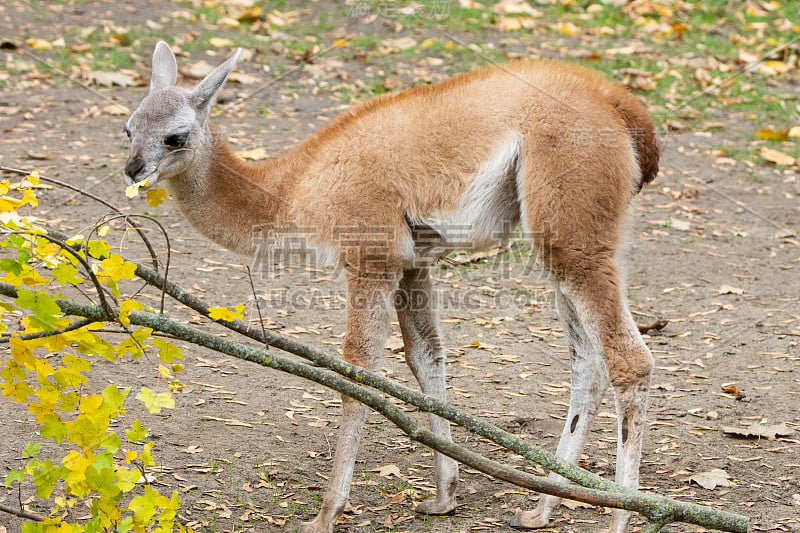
[123,41,242,186]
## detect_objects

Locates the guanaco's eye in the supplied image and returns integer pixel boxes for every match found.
[164,133,188,148]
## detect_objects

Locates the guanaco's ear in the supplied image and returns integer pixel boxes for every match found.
[189,48,242,118]
[150,41,178,93]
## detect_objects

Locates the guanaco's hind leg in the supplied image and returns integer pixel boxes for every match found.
[396,267,459,515]
[303,274,397,533]
[512,143,653,531]
[510,284,610,529]
[560,262,652,533]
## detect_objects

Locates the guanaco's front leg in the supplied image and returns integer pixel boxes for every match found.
[396,267,458,515]
[303,273,398,533]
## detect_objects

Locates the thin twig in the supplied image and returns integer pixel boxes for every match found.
[98,213,172,313]
[0,317,96,343]
[245,265,269,350]
[2,230,114,317]
[0,502,44,522]
[0,166,160,272]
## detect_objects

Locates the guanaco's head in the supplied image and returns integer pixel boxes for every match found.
[123,41,242,187]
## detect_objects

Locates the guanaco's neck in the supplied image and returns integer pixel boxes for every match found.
[167,128,302,256]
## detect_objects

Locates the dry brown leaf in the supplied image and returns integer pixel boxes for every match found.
[718,284,744,295]
[637,319,669,333]
[690,469,734,490]
[722,422,794,440]
[209,37,235,48]
[103,104,130,116]
[758,147,796,166]
[87,71,137,87]
[721,384,742,396]
[373,464,402,478]
[236,147,269,160]
[381,37,417,51]
[180,61,215,80]
[493,0,541,16]
[228,71,260,85]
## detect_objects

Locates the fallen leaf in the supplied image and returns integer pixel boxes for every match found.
[722,422,794,440]
[236,147,269,161]
[372,464,402,478]
[754,128,789,140]
[26,38,53,49]
[757,60,789,75]
[718,284,744,295]
[562,499,594,510]
[758,147,795,166]
[381,37,417,51]
[180,61,215,80]
[209,37,235,48]
[228,71,260,85]
[788,126,800,138]
[637,319,669,333]
[87,71,137,87]
[493,0,541,16]
[555,21,580,36]
[690,469,734,490]
[721,384,741,395]
[103,104,129,116]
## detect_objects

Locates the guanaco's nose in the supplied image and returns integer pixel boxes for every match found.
[125,156,145,180]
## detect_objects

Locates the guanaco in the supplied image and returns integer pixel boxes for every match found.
[124,41,659,532]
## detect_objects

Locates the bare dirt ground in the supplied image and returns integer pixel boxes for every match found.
[1,1,799,532]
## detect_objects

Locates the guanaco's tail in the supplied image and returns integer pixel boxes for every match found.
[607,85,660,192]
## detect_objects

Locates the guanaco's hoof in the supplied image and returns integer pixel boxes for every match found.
[414,497,457,516]
[509,510,550,530]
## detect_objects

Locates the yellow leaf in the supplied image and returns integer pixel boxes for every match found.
[788,126,800,138]
[119,300,144,327]
[136,387,174,414]
[757,60,789,76]
[208,304,245,321]
[333,39,349,47]
[26,38,53,49]
[556,21,580,36]
[99,254,137,281]
[758,147,796,166]
[146,188,168,206]
[125,178,150,198]
[754,128,789,140]
[158,364,172,378]
[10,337,36,368]
[209,37,235,48]
[125,450,138,464]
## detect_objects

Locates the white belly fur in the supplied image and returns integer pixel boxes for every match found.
[418,133,522,251]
